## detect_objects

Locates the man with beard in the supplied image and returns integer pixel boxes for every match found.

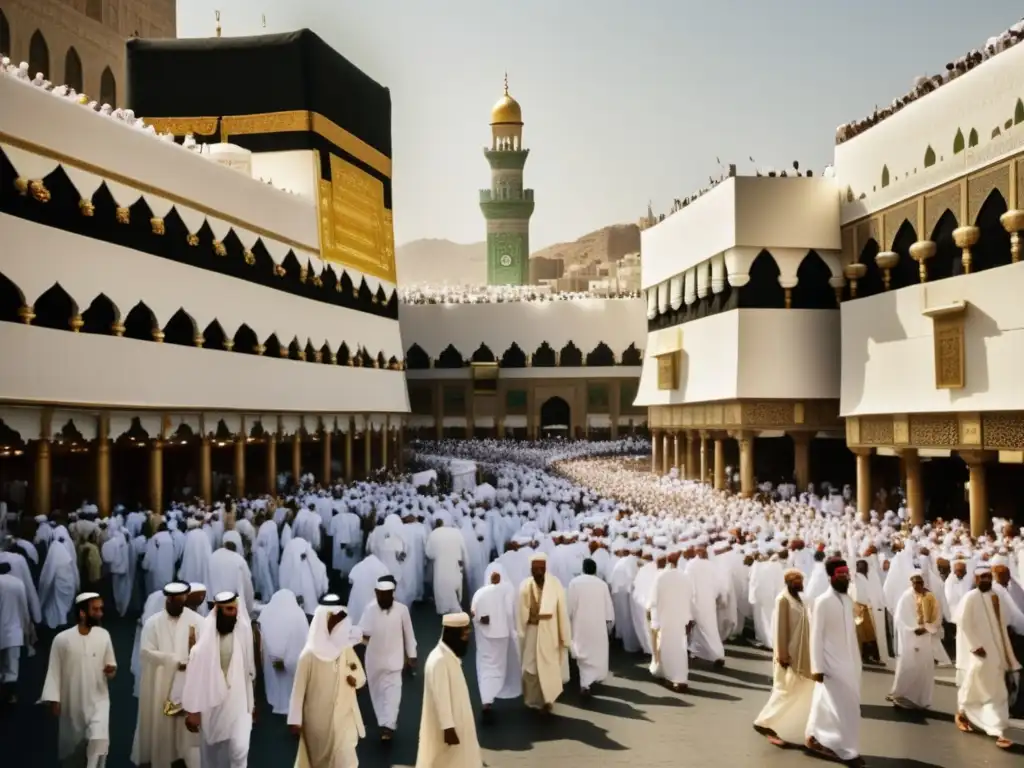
[754,569,813,748]
[360,577,417,742]
[805,558,864,768]
[132,581,204,768]
[40,592,117,768]
[182,592,256,767]
[516,552,570,712]
[416,613,482,768]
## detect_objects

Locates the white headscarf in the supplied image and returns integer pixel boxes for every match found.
[304,604,361,663]
[181,599,251,715]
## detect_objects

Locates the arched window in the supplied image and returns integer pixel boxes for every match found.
[923,146,936,168]
[881,165,890,188]
[100,66,116,106]
[29,30,49,79]
[86,0,104,22]
[64,47,83,92]
[953,129,965,154]
[968,128,979,148]
[0,11,10,57]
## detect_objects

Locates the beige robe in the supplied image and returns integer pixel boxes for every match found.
[754,590,814,745]
[415,642,482,768]
[289,647,366,768]
[516,576,570,707]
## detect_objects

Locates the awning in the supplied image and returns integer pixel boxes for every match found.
[647,326,682,358]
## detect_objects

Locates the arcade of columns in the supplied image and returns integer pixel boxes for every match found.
[16,409,405,519]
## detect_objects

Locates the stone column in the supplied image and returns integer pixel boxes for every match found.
[901,448,924,527]
[364,422,373,476]
[734,431,754,498]
[527,387,537,441]
[33,438,52,519]
[687,432,700,482]
[791,432,811,492]
[200,436,212,506]
[96,413,110,517]
[149,438,164,514]
[344,420,354,482]
[962,451,994,538]
[713,436,726,491]
[610,380,621,440]
[852,448,872,523]
[662,431,671,475]
[233,432,246,498]
[266,431,277,495]
[673,432,681,474]
[397,424,405,472]
[651,429,660,474]
[699,432,708,484]
[321,426,332,484]
[382,417,389,470]
[291,432,301,485]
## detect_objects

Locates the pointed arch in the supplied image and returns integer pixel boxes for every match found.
[124,301,157,341]
[99,66,116,106]
[924,145,936,168]
[974,189,1012,272]
[558,341,583,367]
[202,319,226,351]
[953,129,965,154]
[929,210,960,281]
[1016,98,1024,126]
[435,344,465,369]
[319,342,333,364]
[889,220,919,291]
[621,343,642,367]
[80,294,118,335]
[471,343,496,364]
[499,342,527,368]
[0,271,25,323]
[336,342,351,366]
[969,128,979,148]
[163,308,197,347]
[287,337,302,360]
[532,342,556,367]
[791,251,836,310]
[0,12,9,58]
[263,333,282,359]
[233,323,259,355]
[405,344,431,370]
[64,47,83,92]
[585,342,616,366]
[33,283,78,331]
[304,339,318,363]
[739,249,784,309]
[881,165,890,188]
[29,30,49,80]
[855,238,885,299]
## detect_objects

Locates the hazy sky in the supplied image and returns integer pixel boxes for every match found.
[177,0,1022,250]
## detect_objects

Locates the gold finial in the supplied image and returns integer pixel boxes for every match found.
[215,10,222,38]
[503,72,509,96]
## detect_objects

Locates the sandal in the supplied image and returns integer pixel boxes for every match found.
[955,712,974,733]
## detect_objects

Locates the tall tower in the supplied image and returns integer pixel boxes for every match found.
[480,75,535,285]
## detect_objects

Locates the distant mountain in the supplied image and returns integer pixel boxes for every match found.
[395,223,640,286]
[395,238,486,286]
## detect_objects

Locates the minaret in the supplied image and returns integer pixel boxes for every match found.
[480,74,535,285]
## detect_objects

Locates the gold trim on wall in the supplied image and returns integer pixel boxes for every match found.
[656,353,677,390]
[924,302,968,390]
[144,117,220,137]
[648,399,840,432]
[846,411,1024,452]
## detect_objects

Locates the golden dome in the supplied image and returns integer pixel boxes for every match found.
[490,74,523,125]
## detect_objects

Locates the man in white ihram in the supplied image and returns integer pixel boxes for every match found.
[805,559,864,768]
[649,549,694,691]
[426,521,470,614]
[359,577,417,742]
[470,563,521,719]
[567,558,614,695]
[887,572,941,710]
[131,581,203,768]
[181,591,256,767]
[516,552,570,711]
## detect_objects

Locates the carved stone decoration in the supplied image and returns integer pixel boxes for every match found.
[908,414,959,447]
[981,413,1024,450]
[892,415,909,445]
[846,416,861,446]
[744,401,793,427]
[860,416,894,445]
[958,413,982,446]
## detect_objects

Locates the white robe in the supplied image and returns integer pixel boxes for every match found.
[630,562,657,655]
[686,558,726,662]
[567,573,614,689]
[425,527,469,615]
[100,533,132,617]
[0,550,41,624]
[258,590,309,715]
[207,549,255,615]
[748,561,784,649]
[39,537,78,629]
[890,588,939,709]
[956,588,1021,738]
[360,600,417,730]
[470,575,521,704]
[131,608,203,768]
[416,642,482,768]
[41,626,117,762]
[806,589,862,761]
[609,556,640,652]
[329,511,363,576]
[347,555,391,628]
[143,532,177,596]
[280,539,330,616]
[649,567,693,685]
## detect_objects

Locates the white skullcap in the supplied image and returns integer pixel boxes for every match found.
[213,591,238,604]
[974,565,992,575]
[189,583,207,593]
[75,592,101,605]
[163,581,190,596]
[529,552,548,563]
[442,612,470,628]
[375,579,396,592]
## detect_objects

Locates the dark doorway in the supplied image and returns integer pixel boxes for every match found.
[539,396,571,437]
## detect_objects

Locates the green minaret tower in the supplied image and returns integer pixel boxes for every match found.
[480,74,534,285]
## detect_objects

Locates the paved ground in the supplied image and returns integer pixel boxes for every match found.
[3,597,1022,768]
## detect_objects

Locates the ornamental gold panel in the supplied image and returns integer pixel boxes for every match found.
[967,164,1010,223]
[672,406,685,427]
[933,314,965,389]
[981,413,1024,450]
[846,416,861,445]
[708,404,724,425]
[924,184,961,236]
[908,414,959,447]
[892,415,909,445]
[656,353,678,390]
[743,401,794,427]
[725,403,742,424]
[958,413,982,446]
[860,416,893,445]
[692,405,707,426]
[884,201,918,250]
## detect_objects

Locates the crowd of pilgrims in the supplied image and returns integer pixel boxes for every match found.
[398,283,640,304]
[0,438,1022,767]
